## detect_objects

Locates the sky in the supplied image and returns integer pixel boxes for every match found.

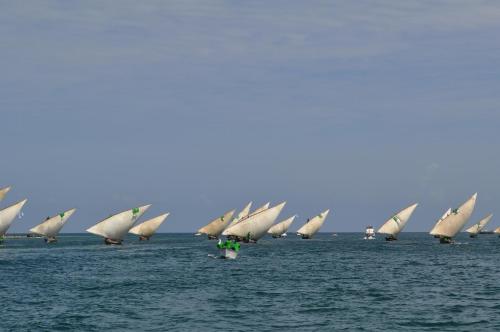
[1,0,500,233]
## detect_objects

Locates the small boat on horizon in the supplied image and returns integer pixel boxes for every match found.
[29,208,76,243]
[196,209,236,240]
[267,215,296,238]
[377,203,418,241]
[364,225,375,240]
[129,213,169,241]
[465,213,493,238]
[296,209,330,239]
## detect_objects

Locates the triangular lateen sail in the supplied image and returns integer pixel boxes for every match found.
[0,186,11,202]
[29,208,76,238]
[267,215,296,237]
[429,193,477,238]
[129,213,169,238]
[196,209,235,238]
[227,201,253,228]
[222,202,286,241]
[377,203,418,236]
[251,202,270,216]
[296,209,330,238]
[0,199,28,236]
[86,204,151,241]
[430,208,452,235]
[465,213,493,235]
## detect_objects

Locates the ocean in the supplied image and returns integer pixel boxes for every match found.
[1,233,499,331]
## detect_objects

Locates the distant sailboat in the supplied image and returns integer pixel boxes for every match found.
[430,208,452,238]
[86,204,151,245]
[296,209,330,239]
[268,215,296,238]
[377,203,418,241]
[494,226,500,237]
[222,202,286,242]
[196,209,235,239]
[129,213,169,241]
[465,214,493,238]
[29,208,76,243]
[429,193,477,243]
[0,186,11,202]
[0,199,28,239]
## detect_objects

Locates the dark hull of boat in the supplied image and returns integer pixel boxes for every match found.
[385,235,397,241]
[104,238,123,245]
[139,236,150,241]
[439,237,454,244]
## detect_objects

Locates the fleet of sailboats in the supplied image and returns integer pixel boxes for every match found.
[3,186,500,255]
[377,203,418,241]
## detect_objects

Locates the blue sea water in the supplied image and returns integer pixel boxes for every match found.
[1,233,500,331]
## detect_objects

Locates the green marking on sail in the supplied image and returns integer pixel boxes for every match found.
[392,216,400,223]
[452,208,459,215]
[318,213,323,218]
[59,212,65,218]
[132,207,140,215]
[220,216,224,221]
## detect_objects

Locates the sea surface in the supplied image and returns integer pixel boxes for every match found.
[1,233,500,331]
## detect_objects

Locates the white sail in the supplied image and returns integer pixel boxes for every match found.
[267,215,296,236]
[129,213,169,238]
[197,209,235,237]
[429,208,452,235]
[377,203,418,236]
[0,199,28,236]
[227,201,253,227]
[494,227,500,234]
[429,193,477,238]
[86,204,151,240]
[0,186,11,202]
[29,208,76,238]
[465,213,493,235]
[251,202,270,216]
[222,202,286,241]
[297,209,330,238]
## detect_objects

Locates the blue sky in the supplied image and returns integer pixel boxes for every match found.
[2,1,500,232]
